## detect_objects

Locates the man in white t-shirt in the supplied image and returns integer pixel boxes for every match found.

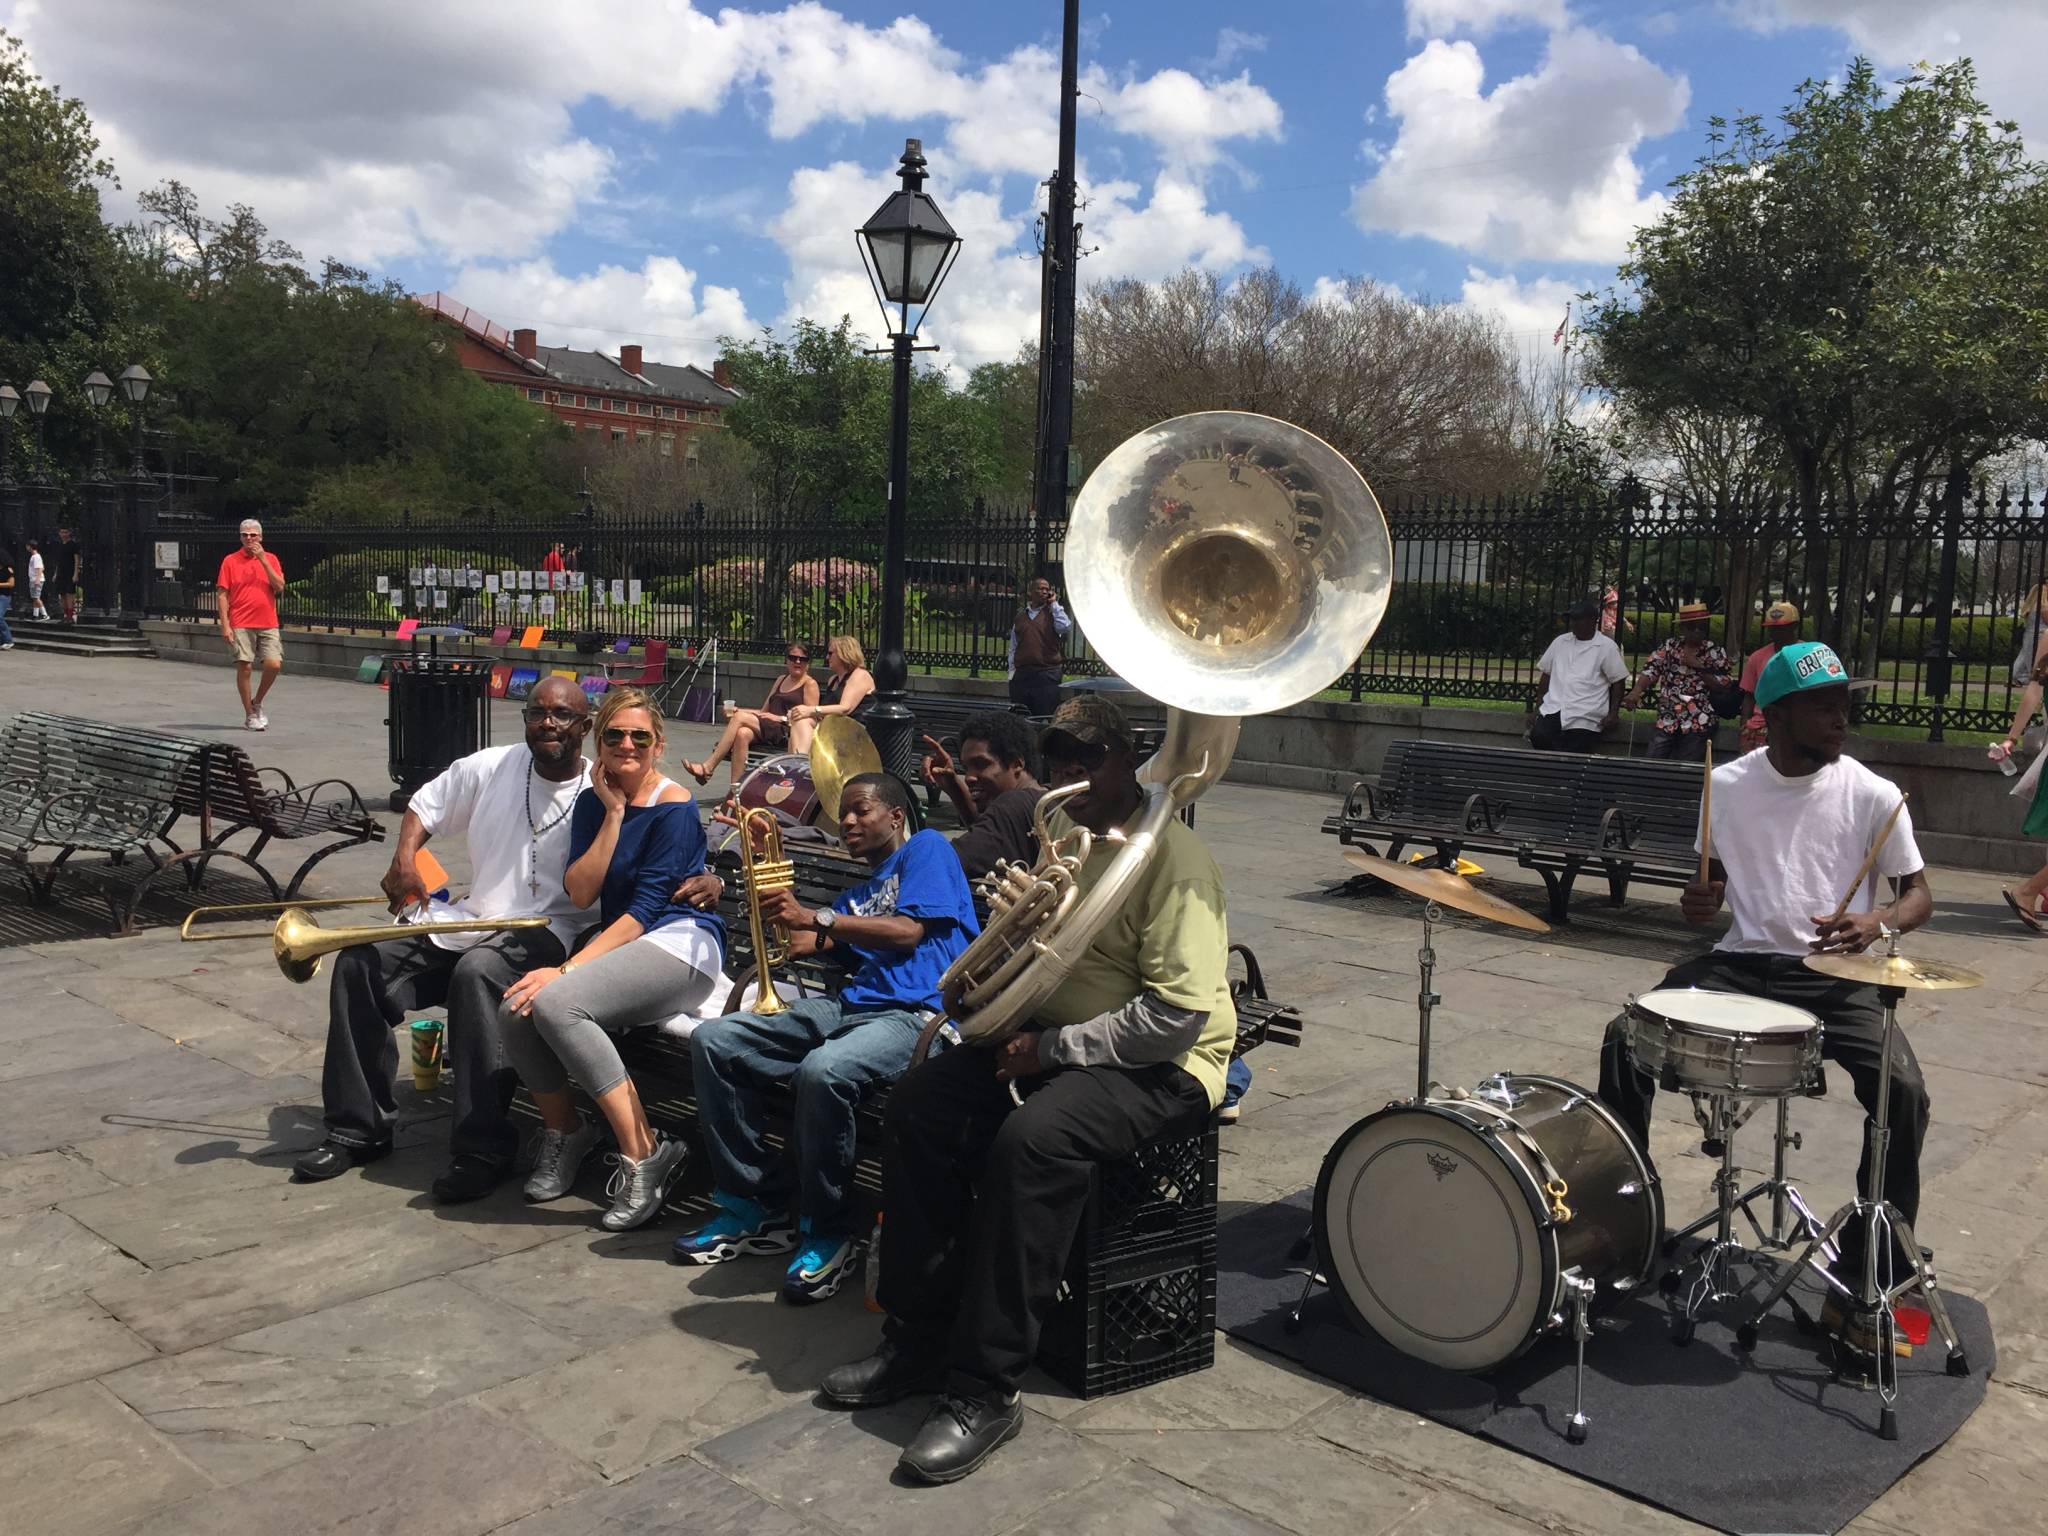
[1596,642,1934,1355]
[1528,597,1628,751]
[295,677,597,1199]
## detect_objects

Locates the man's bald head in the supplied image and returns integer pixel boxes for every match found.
[523,676,591,779]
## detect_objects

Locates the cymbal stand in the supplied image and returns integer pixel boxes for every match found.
[1286,899,1445,1333]
[1737,963,1969,1439]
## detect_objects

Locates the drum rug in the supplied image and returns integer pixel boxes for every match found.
[1215,1190,1994,1536]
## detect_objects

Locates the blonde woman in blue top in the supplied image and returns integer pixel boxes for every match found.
[500,687,725,1230]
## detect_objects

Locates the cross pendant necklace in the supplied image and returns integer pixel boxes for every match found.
[525,761,577,895]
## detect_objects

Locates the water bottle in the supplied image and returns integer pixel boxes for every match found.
[863,1214,885,1313]
[1991,741,2020,778]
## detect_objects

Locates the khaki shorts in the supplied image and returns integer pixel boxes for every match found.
[231,627,283,665]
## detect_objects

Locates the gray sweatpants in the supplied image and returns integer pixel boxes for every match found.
[500,940,719,1098]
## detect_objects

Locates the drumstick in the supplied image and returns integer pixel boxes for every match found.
[1695,741,1713,884]
[1826,794,1908,924]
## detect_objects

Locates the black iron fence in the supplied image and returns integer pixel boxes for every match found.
[145,481,2048,739]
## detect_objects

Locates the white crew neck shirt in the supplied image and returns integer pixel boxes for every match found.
[1701,750,1923,956]
[1536,631,1629,731]
[408,744,591,951]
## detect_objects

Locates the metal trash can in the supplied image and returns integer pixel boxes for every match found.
[386,646,491,809]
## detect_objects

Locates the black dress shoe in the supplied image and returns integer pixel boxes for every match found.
[818,1341,949,1408]
[897,1389,1024,1484]
[431,1154,505,1204]
[292,1139,390,1182]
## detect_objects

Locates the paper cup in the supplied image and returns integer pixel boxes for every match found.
[409,1019,445,1091]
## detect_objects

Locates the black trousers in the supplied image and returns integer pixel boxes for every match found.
[1008,668,1063,718]
[1529,713,1601,753]
[321,927,564,1164]
[877,1042,1209,1394]
[1598,950,1930,1277]
[1646,727,1712,761]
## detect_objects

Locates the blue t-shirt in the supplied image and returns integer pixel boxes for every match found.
[832,828,980,1012]
[567,791,725,960]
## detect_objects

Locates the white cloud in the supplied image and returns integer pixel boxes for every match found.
[1734,1,2048,145]
[1406,0,1569,38]
[1458,268,1580,341]
[1203,29,1266,73]
[447,256,756,368]
[1351,28,1689,263]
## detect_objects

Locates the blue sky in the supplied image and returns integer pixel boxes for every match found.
[10,0,2043,373]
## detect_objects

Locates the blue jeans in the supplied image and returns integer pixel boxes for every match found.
[0,595,12,645]
[1223,1055,1252,1109]
[690,995,924,1232]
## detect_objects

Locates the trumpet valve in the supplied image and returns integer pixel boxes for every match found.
[751,857,795,893]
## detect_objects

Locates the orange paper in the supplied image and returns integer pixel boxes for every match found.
[413,848,450,892]
[520,625,545,649]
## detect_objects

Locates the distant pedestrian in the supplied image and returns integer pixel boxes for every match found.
[0,545,15,650]
[1007,576,1070,717]
[1599,583,1634,639]
[52,527,81,622]
[542,542,566,576]
[2014,584,2046,687]
[1736,600,1802,752]
[24,540,45,621]
[1528,597,1627,752]
[1623,600,1731,761]
[1996,636,2048,934]
[216,518,287,730]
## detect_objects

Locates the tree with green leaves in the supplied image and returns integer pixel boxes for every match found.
[1583,58,2048,636]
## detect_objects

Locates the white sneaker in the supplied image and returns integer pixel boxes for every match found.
[524,1120,602,1202]
[245,712,262,731]
[599,1134,690,1231]
[253,710,269,730]
[0,643,14,651]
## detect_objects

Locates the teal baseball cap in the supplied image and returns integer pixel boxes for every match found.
[1754,641,1875,709]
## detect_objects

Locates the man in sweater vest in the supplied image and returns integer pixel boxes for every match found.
[1006,576,1070,716]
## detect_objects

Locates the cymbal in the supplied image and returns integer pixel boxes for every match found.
[1802,950,1984,991]
[810,715,882,827]
[1342,850,1551,933]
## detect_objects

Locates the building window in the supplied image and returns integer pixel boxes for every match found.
[585,423,600,435]
[636,430,652,446]
[685,439,701,467]
[659,433,674,456]
[527,387,543,401]
[611,428,627,444]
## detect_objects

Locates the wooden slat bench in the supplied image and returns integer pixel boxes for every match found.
[1321,739,1704,919]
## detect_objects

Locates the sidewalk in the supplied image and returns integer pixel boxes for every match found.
[1,652,2043,1535]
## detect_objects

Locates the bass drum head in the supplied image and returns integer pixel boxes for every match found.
[735,753,818,828]
[1313,1103,1551,1372]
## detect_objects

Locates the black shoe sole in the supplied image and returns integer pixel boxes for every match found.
[292,1143,391,1182]
[898,1407,1024,1484]
[818,1370,949,1409]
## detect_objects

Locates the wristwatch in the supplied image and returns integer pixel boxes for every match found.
[814,908,838,934]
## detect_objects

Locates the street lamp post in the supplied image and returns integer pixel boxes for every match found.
[83,370,114,482]
[856,137,962,786]
[23,380,51,482]
[0,386,18,491]
[119,365,152,479]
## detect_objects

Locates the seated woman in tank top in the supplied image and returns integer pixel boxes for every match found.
[786,634,874,742]
[499,686,725,1233]
[683,641,819,801]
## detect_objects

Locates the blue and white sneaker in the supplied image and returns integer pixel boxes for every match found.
[783,1222,863,1304]
[671,1190,796,1265]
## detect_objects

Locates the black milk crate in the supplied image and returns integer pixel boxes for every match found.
[1037,1233,1217,1398]
[1074,1122,1219,1268]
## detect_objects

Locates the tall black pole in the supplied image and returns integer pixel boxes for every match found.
[867,327,919,785]
[1030,0,1080,570]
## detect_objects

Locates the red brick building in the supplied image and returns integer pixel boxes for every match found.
[418,292,738,460]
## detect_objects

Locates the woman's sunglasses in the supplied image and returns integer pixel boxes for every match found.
[786,651,809,662]
[601,727,657,748]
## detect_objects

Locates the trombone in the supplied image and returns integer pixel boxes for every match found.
[181,896,551,984]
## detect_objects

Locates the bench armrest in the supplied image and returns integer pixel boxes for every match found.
[1460,792,1510,834]
[1227,941,1270,1003]
[1597,805,1643,851]
[256,764,299,794]
[32,788,166,846]
[275,776,375,822]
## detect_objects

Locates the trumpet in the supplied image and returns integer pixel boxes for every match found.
[180,897,552,984]
[736,806,796,1015]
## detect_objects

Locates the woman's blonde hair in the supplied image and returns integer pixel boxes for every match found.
[593,686,664,747]
[828,634,866,671]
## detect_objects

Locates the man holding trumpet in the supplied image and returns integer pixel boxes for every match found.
[1595,642,1935,1354]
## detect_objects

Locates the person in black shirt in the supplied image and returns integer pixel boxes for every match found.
[920,711,1043,883]
[0,546,16,649]
[52,528,82,623]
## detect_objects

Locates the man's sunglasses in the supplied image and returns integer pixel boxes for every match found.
[521,706,585,725]
[601,726,657,748]
[1043,734,1110,769]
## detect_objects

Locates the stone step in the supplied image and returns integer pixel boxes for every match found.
[6,623,156,658]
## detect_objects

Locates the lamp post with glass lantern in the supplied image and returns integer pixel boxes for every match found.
[854,137,962,783]
[23,380,51,482]
[83,370,114,482]
[118,365,152,479]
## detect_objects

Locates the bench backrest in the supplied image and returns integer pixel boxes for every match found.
[1381,740,1583,840]
[708,833,871,974]
[5,711,206,812]
[1574,756,1705,860]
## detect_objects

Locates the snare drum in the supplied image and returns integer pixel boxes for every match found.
[1625,988,1821,1098]
[1313,1073,1660,1372]
[734,753,820,829]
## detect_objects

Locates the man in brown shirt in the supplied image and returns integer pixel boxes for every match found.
[1007,576,1070,716]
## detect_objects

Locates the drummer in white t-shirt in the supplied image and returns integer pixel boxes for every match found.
[1596,642,1934,1355]
[1528,597,1629,752]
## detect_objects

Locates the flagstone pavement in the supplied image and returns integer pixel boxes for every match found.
[1,649,2044,1535]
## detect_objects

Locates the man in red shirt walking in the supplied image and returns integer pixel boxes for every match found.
[216,518,287,730]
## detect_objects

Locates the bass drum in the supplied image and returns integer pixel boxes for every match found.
[1313,1073,1660,1372]
[734,753,819,829]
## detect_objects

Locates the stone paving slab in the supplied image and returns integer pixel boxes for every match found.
[0,1208,149,1319]
[1009,1460,1296,1536]
[0,1381,213,1536]
[0,1050,316,1159]
[1090,1427,1436,1536]
[0,1148,118,1217]
[492,1454,829,1536]
[0,1296,159,1407]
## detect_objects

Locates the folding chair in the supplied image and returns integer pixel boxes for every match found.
[604,637,669,686]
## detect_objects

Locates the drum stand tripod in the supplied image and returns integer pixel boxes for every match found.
[1660,1095,1826,1344]
[1736,974,1969,1439]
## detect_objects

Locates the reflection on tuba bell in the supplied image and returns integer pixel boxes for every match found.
[737,805,796,1015]
[941,411,1392,1043]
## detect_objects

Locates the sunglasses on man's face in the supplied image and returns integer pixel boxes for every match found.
[601,727,657,748]
[522,706,584,725]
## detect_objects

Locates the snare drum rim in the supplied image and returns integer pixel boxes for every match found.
[1312,1099,1560,1374]
[1631,986,1821,1036]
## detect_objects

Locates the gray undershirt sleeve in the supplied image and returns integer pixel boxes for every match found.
[1035,989,1208,1071]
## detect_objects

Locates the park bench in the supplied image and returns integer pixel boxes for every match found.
[517,824,1301,1394]
[1,711,384,933]
[1321,739,1704,920]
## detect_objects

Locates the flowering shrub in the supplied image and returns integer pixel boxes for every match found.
[787,558,878,599]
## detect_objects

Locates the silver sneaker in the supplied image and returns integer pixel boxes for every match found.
[524,1120,601,1202]
[599,1135,690,1231]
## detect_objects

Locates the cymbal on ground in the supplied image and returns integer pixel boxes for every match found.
[1341,849,1551,933]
